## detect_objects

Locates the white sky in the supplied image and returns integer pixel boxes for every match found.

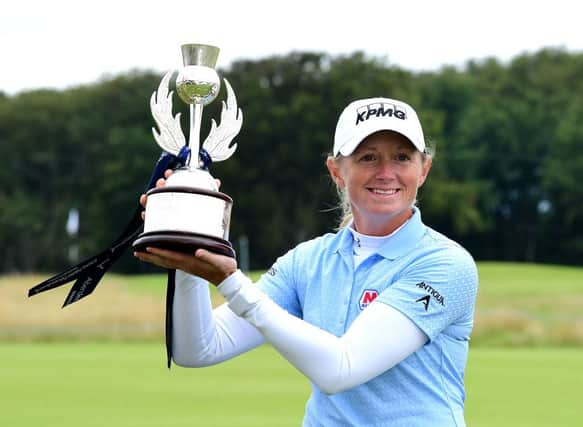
[2,0,582,95]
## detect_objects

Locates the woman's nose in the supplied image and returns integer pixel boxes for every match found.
[375,160,396,179]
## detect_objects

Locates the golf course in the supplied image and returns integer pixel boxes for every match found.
[1,262,582,426]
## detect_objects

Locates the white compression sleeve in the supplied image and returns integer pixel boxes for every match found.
[218,270,428,395]
[172,270,265,367]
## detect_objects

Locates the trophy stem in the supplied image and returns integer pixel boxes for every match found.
[188,104,203,164]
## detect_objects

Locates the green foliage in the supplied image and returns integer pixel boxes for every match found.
[1,48,583,271]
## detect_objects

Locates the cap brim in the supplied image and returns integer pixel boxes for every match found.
[337,128,424,156]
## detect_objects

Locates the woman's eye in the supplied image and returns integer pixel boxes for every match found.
[396,153,411,162]
[359,153,376,162]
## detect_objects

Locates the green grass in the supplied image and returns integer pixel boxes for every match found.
[0,342,581,427]
[473,262,583,346]
[465,347,583,427]
[0,342,309,427]
[123,271,263,298]
[2,264,583,425]
[123,261,583,299]
[3,262,583,345]
[123,262,583,346]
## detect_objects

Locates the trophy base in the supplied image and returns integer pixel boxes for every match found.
[133,231,235,258]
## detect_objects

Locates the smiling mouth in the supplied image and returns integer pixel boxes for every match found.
[369,188,399,195]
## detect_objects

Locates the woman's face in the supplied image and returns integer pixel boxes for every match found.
[327,131,432,236]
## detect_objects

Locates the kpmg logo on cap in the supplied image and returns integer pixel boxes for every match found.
[355,102,407,125]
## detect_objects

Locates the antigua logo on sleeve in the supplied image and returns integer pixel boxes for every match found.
[359,289,379,310]
[414,282,445,311]
[415,295,431,311]
[266,265,278,276]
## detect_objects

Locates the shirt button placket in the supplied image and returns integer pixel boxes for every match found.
[339,269,356,332]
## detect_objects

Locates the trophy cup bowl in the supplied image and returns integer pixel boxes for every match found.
[133,44,242,258]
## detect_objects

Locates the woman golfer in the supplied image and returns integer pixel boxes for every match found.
[136,97,478,426]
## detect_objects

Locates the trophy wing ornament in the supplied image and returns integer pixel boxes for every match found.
[135,43,240,258]
[150,70,186,156]
[202,79,243,162]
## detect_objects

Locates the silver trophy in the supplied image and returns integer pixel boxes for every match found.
[133,44,242,257]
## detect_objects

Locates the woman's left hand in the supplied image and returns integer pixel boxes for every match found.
[134,247,238,286]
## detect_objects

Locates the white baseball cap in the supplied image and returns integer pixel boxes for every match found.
[333,97,426,156]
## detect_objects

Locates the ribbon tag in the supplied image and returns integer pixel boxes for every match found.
[28,150,187,306]
[28,148,199,369]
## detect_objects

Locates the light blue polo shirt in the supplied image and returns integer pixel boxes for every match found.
[257,207,478,427]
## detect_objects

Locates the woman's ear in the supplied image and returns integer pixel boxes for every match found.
[417,156,432,188]
[326,156,345,188]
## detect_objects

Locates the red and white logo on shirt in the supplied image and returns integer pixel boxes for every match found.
[359,289,378,310]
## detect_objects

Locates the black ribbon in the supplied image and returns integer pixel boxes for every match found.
[28,150,188,368]
[165,269,176,369]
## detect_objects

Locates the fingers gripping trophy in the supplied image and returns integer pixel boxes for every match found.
[133,44,242,258]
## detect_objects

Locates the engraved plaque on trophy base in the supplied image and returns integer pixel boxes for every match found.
[133,185,235,258]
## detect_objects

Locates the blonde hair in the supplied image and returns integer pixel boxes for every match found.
[329,143,434,229]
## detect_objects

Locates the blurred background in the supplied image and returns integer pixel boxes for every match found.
[3,0,583,272]
[1,1,582,426]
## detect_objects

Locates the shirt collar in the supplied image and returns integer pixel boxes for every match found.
[333,207,426,261]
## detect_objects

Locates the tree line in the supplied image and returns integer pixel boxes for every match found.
[1,47,582,273]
